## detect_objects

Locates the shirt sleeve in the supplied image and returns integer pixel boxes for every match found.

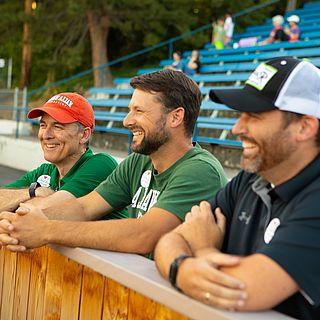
[60,154,118,198]
[95,155,133,210]
[153,160,227,221]
[4,164,49,188]
[209,170,249,223]
[256,191,320,306]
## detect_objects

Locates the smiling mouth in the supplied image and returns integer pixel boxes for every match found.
[242,141,256,149]
[43,143,60,150]
[131,130,144,143]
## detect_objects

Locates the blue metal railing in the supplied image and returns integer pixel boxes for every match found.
[28,0,280,97]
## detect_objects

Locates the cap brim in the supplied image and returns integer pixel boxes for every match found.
[209,87,276,113]
[27,105,77,123]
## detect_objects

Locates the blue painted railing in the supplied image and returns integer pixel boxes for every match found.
[28,0,280,97]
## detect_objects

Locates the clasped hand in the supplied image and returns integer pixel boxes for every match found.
[0,203,48,251]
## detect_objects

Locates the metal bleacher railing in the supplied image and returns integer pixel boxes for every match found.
[26,0,320,151]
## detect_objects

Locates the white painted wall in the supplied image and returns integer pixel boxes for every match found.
[0,119,125,171]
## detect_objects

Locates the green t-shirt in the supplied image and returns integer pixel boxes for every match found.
[6,148,128,219]
[95,144,228,221]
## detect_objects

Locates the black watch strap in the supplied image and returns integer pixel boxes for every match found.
[29,182,40,198]
[169,254,191,291]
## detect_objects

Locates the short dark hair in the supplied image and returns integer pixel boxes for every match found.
[75,122,90,147]
[130,69,202,137]
[282,111,320,146]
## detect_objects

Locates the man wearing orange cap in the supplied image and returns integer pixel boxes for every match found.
[0,92,125,218]
[0,70,227,256]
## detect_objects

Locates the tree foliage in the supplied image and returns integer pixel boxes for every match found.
[0,0,290,90]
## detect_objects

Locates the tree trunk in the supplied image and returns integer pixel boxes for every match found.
[20,0,32,89]
[86,10,113,87]
[286,0,297,11]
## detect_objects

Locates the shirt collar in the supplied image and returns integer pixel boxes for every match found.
[59,148,93,186]
[272,154,320,202]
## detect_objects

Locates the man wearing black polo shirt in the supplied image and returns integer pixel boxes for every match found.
[155,57,320,319]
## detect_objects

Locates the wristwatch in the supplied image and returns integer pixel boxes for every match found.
[169,254,191,291]
[29,182,41,198]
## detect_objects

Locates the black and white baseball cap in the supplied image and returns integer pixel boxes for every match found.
[209,57,320,118]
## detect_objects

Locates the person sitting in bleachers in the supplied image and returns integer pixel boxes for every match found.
[164,51,184,71]
[285,15,300,42]
[259,15,289,45]
[211,17,226,49]
[224,13,234,45]
[183,50,201,76]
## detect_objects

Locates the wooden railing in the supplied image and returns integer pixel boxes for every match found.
[0,246,293,320]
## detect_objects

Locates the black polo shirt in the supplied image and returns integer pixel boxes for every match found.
[210,155,320,320]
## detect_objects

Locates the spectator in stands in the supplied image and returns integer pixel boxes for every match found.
[0,70,227,256]
[259,15,289,45]
[212,17,226,49]
[164,51,184,71]
[224,13,234,45]
[155,57,320,320]
[183,50,201,76]
[0,92,124,215]
[285,15,301,42]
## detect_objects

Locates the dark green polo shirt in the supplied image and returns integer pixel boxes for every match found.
[6,148,128,220]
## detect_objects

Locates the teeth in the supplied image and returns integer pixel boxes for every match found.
[242,141,256,148]
[133,131,143,136]
[46,144,58,148]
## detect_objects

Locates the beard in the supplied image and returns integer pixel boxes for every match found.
[241,128,297,174]
[131,115,170,155]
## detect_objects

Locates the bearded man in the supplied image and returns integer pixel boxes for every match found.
[0,70,227,257]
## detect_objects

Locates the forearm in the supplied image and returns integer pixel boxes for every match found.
[42,191,111,221]
[154,231,192,279]
[42,198,88,220]
[218,254,298,310]
[0,189,30,212]
[26,190,75,211]
[44,218,166,254]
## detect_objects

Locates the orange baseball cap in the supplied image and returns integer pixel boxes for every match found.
[27,92,95,131]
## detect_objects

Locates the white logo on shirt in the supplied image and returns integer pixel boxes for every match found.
[37,175,51,187]
[264,218,281,244]
[140,170,151,188]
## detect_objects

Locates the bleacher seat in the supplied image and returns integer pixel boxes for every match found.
[80,1,320,149]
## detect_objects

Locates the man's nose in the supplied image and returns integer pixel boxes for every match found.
[123,111,135,128]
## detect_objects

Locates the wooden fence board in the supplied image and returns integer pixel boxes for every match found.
[13,252,32,320]
[156,303,190,320]
[102,278,129,320]
[128,290,158,320]
[60,258,83,320]
[43,249,66,320]
[27,246,49,320]
[79,266,104,320]
[0,250,17,320]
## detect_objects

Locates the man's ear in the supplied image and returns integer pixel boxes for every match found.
[80,127,91,145]
[169,107,185,128]
[296,116,319,142]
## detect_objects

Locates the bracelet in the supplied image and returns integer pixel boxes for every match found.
[169,254,191,291]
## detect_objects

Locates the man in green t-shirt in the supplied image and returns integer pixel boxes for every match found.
[0,70,227,255]
[0,92,126,215]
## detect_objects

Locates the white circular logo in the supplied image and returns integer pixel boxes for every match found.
[37,175,51,188]
[140,170,152,188]
[264,218,281,244]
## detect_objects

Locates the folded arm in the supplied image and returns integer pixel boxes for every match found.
[155,202,299,311]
